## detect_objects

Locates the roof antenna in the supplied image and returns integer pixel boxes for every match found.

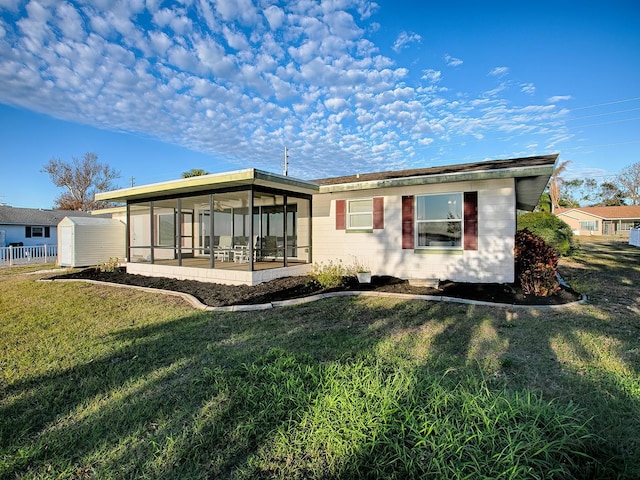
[282,146,289,176]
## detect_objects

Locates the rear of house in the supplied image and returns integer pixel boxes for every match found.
[313,156,555,284]
[95,154,557,285]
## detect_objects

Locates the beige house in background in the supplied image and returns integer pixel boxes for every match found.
[95,154,557,286]
[555,206,640,236]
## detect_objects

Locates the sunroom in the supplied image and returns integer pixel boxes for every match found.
[96,169,317,285]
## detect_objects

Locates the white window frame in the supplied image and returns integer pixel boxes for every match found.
[619,221,635,231]
[415,193,463,250]
[579,220,599,231]
[347,198,373,230]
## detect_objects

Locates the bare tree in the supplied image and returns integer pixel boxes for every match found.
[182,168,210,178]
[616,161,640,205]
[548,160,571,211]
[42,152,120,211]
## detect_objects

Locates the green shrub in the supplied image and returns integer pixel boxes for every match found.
[517,212,575,256]
[311,260,351,288]
[515,229,560,296]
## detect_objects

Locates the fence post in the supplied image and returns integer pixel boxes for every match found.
[8,245,12,266]
[44,244,47,263]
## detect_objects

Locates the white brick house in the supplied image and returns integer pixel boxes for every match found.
[96,154,557,285]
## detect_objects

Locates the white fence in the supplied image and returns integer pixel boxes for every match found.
[0,245,57,266]
[630,228,640,247]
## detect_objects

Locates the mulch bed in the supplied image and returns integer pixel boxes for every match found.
[51,268,583,308]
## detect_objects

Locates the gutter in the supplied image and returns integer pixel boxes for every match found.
[318,165,555,193]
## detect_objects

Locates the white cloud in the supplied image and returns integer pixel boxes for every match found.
[324,10,362,39]
[263,5,285,30]
[213,0,258,25]
[0,0,579,178]
[520,83,535,95]
[444,53,462,67]
[392,31,421,53]
[222,25,250,50]
[149,30,173,55]
[547,95,573,103]
[55,3,86,41]
[421,69,441,83]
[489,66,509,77]
[0,0,21,11]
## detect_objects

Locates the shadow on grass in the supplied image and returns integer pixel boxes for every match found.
[2,241,639,478]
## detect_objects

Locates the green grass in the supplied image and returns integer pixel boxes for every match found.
[1,239,639,479]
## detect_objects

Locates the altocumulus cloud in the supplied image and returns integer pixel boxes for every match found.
[0,0,571,178]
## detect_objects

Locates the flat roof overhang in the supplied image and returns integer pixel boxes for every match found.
[95,168,320,203]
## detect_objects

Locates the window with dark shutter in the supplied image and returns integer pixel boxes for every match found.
[373,197,384,229]
[463,191,478,250]
[402,196,414,249]
[336,199,346,230]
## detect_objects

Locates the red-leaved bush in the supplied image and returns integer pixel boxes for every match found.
[514,229,560,297]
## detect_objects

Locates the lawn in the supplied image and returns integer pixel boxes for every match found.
[1,237,639,479]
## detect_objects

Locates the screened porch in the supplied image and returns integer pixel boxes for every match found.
[96,169,318,285]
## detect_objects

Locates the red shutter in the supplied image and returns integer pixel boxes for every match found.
[336,199,346,230]
[464,191,478,250]
[373,197,384,229]
[402,196,414,249]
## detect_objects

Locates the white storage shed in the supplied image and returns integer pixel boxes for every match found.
[57,216,126,267]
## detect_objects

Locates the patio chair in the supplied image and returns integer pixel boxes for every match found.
[214,235,233,262]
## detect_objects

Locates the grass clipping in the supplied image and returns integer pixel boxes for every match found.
[235,349,592,479]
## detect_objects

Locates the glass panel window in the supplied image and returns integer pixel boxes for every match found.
[157,213,175,246]
[416,193,462,248]
[347,199,373,230]
[620,221,634,231]
[31,226,44,237]
[579,220,599,231]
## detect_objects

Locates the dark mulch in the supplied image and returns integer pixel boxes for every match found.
[50,268,583,308]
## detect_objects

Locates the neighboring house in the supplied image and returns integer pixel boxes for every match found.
[555,206,640,236]
[0,205,93,248]
[96,154,557,286]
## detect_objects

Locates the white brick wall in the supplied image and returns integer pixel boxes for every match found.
[312,178,516,283]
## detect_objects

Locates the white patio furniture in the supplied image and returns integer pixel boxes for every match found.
[214,236,233,262]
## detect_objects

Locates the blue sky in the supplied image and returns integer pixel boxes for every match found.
[0,0,638,209]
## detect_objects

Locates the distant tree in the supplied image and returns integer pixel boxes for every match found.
[548,160,570,211]
[182,168,210,178]
[597,181,626,206]
[555,177,624,207]
[42,152,120,211]
[559,179,583,207]
[615,161,640,205]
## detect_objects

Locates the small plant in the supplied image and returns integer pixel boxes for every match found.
[350,256,370,273]
[311,260,349,288]
[98,257,120,273]
[514,230,560,296]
